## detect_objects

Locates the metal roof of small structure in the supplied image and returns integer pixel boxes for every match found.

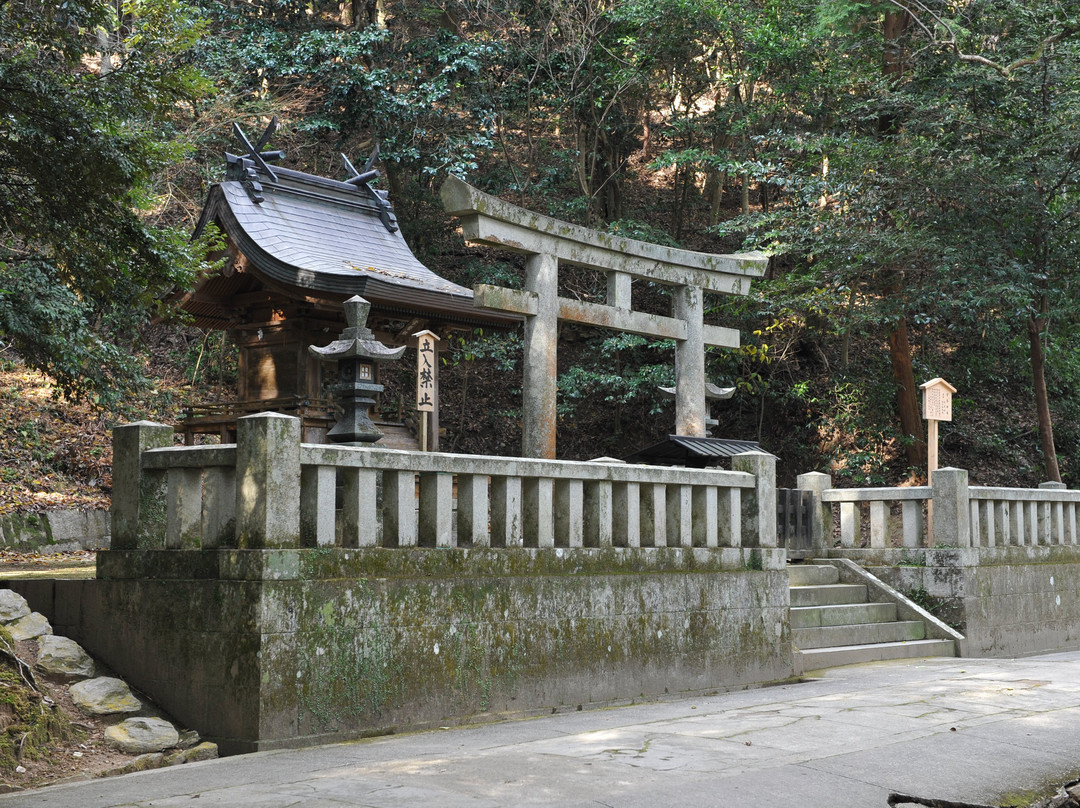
[623,435,762,467]
[185,122,520,330]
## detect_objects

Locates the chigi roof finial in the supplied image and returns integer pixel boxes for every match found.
[341,143,399,233]
[226,117,285,203]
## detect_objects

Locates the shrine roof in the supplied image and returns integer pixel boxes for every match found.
[189,144,520,329]
[623,435,763,467]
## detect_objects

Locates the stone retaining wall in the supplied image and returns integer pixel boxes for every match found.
[821,546,1080,658]
[9,546,792,753]
[1,509,110,552]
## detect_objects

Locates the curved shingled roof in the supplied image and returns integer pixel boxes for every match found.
[189,152,520,329]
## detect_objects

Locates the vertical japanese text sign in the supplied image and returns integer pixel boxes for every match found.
[415,330,439,412]
[920,377,956,476]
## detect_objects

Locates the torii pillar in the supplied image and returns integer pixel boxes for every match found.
[442,176,767,459]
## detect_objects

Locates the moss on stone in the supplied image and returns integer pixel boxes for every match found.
[0,658,80,775]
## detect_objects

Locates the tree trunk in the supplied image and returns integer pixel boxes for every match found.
[1028,308,1061,482]
[879,9,924,472]
[887,314,927,470]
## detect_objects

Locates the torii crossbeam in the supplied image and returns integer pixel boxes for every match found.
[441,176,768,459]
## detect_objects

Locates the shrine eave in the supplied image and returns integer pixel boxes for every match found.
[192,180,522,330]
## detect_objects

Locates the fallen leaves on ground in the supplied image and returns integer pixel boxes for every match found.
[0,551,95,571]
[0,329,233,518]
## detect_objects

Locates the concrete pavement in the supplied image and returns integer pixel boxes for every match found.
[7,652,1080,808]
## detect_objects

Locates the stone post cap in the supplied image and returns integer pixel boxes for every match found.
[931,467,968,479]
[797,471,832,491]
[733,450,779,461]
[237,412,302,423]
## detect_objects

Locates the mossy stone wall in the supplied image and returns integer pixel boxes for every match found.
[11,547,792,752]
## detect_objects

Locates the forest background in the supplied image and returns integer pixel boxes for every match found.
[3,0,1080,517]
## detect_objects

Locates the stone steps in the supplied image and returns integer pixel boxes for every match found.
[794,620,926,649]
[790,563,955,672]
[790,601,898,629]
[790,583,868,607]
[796,639,958,670]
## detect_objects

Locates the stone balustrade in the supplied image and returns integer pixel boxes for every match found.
[811,468,1080,550]
[821,485,932,549]
[112,413,778,553]
[969,482,1080,547]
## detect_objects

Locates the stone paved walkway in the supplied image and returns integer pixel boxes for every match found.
[8,652,1080,808]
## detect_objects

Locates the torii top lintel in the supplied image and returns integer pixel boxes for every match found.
[441,175,768,293]
[440,176,768,459]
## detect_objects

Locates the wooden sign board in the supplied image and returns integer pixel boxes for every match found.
[920,378,956,422]
[415,330,439,412]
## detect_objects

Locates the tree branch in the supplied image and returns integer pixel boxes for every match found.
[884,0,1080,76]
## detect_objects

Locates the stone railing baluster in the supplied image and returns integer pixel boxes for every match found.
[869,501,889,549]
[202,466,236,549]
[383,470,417,548]
[300,465,335,547]
[902,500,923,548]
[342,468,378,547]
[692,486,718,548]
[523,477,554,548]
[719,487,741,547]
[582,480,613,548]
[457,473,490,547]
[490,475,523,548]
[166,467,203,549]
[613,482,641,548]
[640,483,667,548]
[418,471,453,548]
[554,479,584,548]
[666,484,693,548]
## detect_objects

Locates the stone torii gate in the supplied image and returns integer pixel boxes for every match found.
[441,176,768,459]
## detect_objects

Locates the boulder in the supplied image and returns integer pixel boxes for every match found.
[7,612,52,642]
[35,635,94,681]
[105,717,179,754]
[69,677,142,716]
[165,742,219,766]
[104,753,165,776]
[0,590,30,624]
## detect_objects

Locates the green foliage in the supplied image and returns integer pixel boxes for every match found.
[557,334,673,419]
[445,330,521,374]
[5,0,1080,480]
[904,586,945,618]
[195,3,500,177]
[0,0,219,403]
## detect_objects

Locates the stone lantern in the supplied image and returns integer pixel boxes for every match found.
[309,296,405,444]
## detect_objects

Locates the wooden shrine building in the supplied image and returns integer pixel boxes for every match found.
[177,121,518,446]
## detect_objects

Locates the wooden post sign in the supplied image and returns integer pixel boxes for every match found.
[414,330,439,452]
[920,377,956,477]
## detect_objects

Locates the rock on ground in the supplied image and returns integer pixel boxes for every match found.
[0,589,30,623]
[165,742,219,766]
[105,717,179,754]
[35,635,95,681]
[69,677,142,716]
[7,611,52,641]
